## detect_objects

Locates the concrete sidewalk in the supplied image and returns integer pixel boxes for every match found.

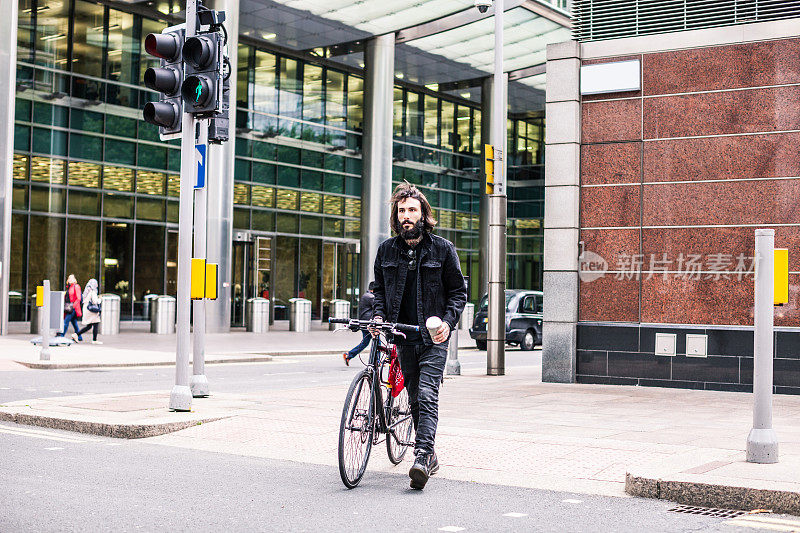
[1,361,798,513]
[1,321,478,369]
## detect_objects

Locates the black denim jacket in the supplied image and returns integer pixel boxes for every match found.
[372,232,467,344]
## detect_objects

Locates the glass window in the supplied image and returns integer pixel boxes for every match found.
[252,141,275,161]
[33,102,69,127]
[234,183,250,205]
[69,133,102,161]
[441,101,455,151]
[393,88,404,138]
[345,177,361,196]
[30,157,65,184]
[103,166,134,191]
[13,155,29,181]
[17,0,34,63]
[323,174,343,194]
[103,221,133,315]
[303,64,323,123]
[30,185,65,213]
[301,149,323,168]
[252,162,275,184]
[105,139,136,166]
[138,144,168,169]
[300,216,322,236]
[13,184,28,210]
[276,165,299,187]
[323,195,343,215]
[103,192,133,218]
[323,218,342,238]
[106,115,137,138]
[233,207,250,229]
[133,224,165,317]
[253,50,277,115]
[252,210,274,232]
[9,214,27,320]
[279,58,301,137]
[14,125,30,152]
[136,197,164,221]
[344,219,359,240]
[347,75,363,132]
[167,200,178,223]
[277,145,300,164]
[344,198,361,217]
[71,1,105,78]
[68,190,100,215]
[457,106,471,153]
[423,95,439,146]
[299,192,321,212]
[68,161,101,188]
[137,171,165,195]
[167,175,179,197]
[301,170,322,191]
[107,9,137,88]
[32,127,67,156]
[276,188,298,210]
[473,110,482,155]
[274,236,298,316]
[251,185,274,208]
[237,44,251,109]
[326,70,346,144]
[28,216,65,290]
[407,92,422,142]
[276,213,298,233]
[35,0,69,70]
[324,154,344,172]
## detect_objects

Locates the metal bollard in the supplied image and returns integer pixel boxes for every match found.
[246,297,270,332]
[151,295,176,334]
[99,294,121,335]
[446,322,460,375]
[328,299,351,330]
[289,298,311,332]
[746,229,779,463]
[460,303,474,332]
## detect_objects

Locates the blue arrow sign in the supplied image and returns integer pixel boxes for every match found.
[195,144,207,189]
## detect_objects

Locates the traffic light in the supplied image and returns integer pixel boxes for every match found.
[181,31,223,116]
[142,24,185,138]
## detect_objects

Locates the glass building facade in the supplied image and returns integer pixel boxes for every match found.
[9,0,544,324]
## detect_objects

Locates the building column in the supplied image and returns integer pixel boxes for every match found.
[360,34,394,295]
[542,41,581,383]
[205,0,239,333]
[479,75,507,299]
[0,0,18,335]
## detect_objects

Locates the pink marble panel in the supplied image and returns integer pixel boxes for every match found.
[582,142,642,185]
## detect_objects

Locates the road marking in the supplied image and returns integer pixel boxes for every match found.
[49,390,63,393]
[726,516,800,531]
[262,371,308,376]
[563,499,583,504]
[438,527,465,532]
[25,388,36,391]
[0,387,10,390]
[503,513,528,518]
[0,424,97,443]
[44,447,64,451]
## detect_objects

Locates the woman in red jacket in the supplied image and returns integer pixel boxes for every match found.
[57,274,83,342]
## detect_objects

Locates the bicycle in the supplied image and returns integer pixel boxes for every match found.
[329,318,418,488]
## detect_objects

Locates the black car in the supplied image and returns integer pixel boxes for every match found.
[469,289,543,351]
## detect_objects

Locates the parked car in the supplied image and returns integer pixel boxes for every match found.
[469,289,543,351]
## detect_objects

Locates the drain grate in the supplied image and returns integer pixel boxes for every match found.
[668,505,747,519]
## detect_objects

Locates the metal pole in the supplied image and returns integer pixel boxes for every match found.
[169,0,197,412]
[191,120,210,398]
[746,228,779,463]
[0,0,19,336]
[40,280,51,360]
[446,276,467,375]
[487,0,507,376]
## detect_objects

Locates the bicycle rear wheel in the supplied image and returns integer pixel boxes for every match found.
[386,385,414,464]
[338,369,375,488]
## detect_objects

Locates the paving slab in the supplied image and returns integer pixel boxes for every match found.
[1,363,799,511]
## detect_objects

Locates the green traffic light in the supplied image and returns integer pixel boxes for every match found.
[195,83,202,102]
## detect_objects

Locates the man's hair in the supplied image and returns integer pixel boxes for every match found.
[389,182,437,235]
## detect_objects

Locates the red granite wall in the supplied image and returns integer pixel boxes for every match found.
[579,37,800,326]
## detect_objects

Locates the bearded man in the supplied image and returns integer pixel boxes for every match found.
[371,182,467,490]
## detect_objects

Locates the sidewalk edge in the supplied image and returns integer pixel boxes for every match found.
[0,411,228,439]
[625,473,800,516]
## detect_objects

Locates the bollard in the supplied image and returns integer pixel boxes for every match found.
[460,303,475,332]
[40,281,50,360]
[746,229,779,463]
[99,294,120,335]
[446,323,460,375]
[151,296,176,334]
[289,298,311,332]
[246,297,270,332]
[328,299,351,330]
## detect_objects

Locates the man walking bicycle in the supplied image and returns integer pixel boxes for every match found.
[371,182,467,489]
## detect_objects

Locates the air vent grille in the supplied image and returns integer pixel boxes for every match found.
[573,0,800,42]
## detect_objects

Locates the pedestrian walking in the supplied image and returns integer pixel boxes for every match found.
[370,182,467,489]
[342,281,376,366]
[77,278,103,344]
[57,274,83,342]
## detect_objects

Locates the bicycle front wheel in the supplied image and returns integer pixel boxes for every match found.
[386,385,414,464]
[338,369,375,488]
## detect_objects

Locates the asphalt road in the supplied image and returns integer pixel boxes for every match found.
[1,422,792,533]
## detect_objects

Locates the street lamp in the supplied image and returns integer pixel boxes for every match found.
[482,0,507,376]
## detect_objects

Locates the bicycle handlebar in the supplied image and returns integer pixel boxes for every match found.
[328,317,420,333]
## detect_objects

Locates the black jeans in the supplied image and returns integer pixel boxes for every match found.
[396,342,448,455]
[78,323,99,341]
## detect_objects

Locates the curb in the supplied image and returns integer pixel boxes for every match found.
[0,410,227,439]
[625,473,800,516]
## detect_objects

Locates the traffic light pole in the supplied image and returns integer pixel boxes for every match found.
[169,0,198,412]
[487,0,507,376]
[191,120,210,398]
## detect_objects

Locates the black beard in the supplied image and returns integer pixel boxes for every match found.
[400,220,424,241]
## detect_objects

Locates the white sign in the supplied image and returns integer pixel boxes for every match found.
[580,59,641,95]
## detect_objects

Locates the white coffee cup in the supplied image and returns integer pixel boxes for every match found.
[426,316,443,339]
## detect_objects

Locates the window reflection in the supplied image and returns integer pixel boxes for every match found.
[35,0,69,70]
[424,94,439,146]
[134,224,165,317]
[103,221,133,316]
[71,1,105,79]
[279,58,301,138]
[66,219,100,286]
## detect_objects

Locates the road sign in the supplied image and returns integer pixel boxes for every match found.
[195,143,207,189]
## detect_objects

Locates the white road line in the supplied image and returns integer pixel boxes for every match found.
[24,388,36,391]
[726,516,800,532]
[44,447,64,451]
[503,513,528,518]
[0,424,96,443]
[49,390,63,393]
[563,499,583,504]
[438,527,465,532]
[0,387,10,390]
[262,371,308,376]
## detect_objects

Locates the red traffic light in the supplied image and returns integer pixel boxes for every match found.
[145,33,181,62]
